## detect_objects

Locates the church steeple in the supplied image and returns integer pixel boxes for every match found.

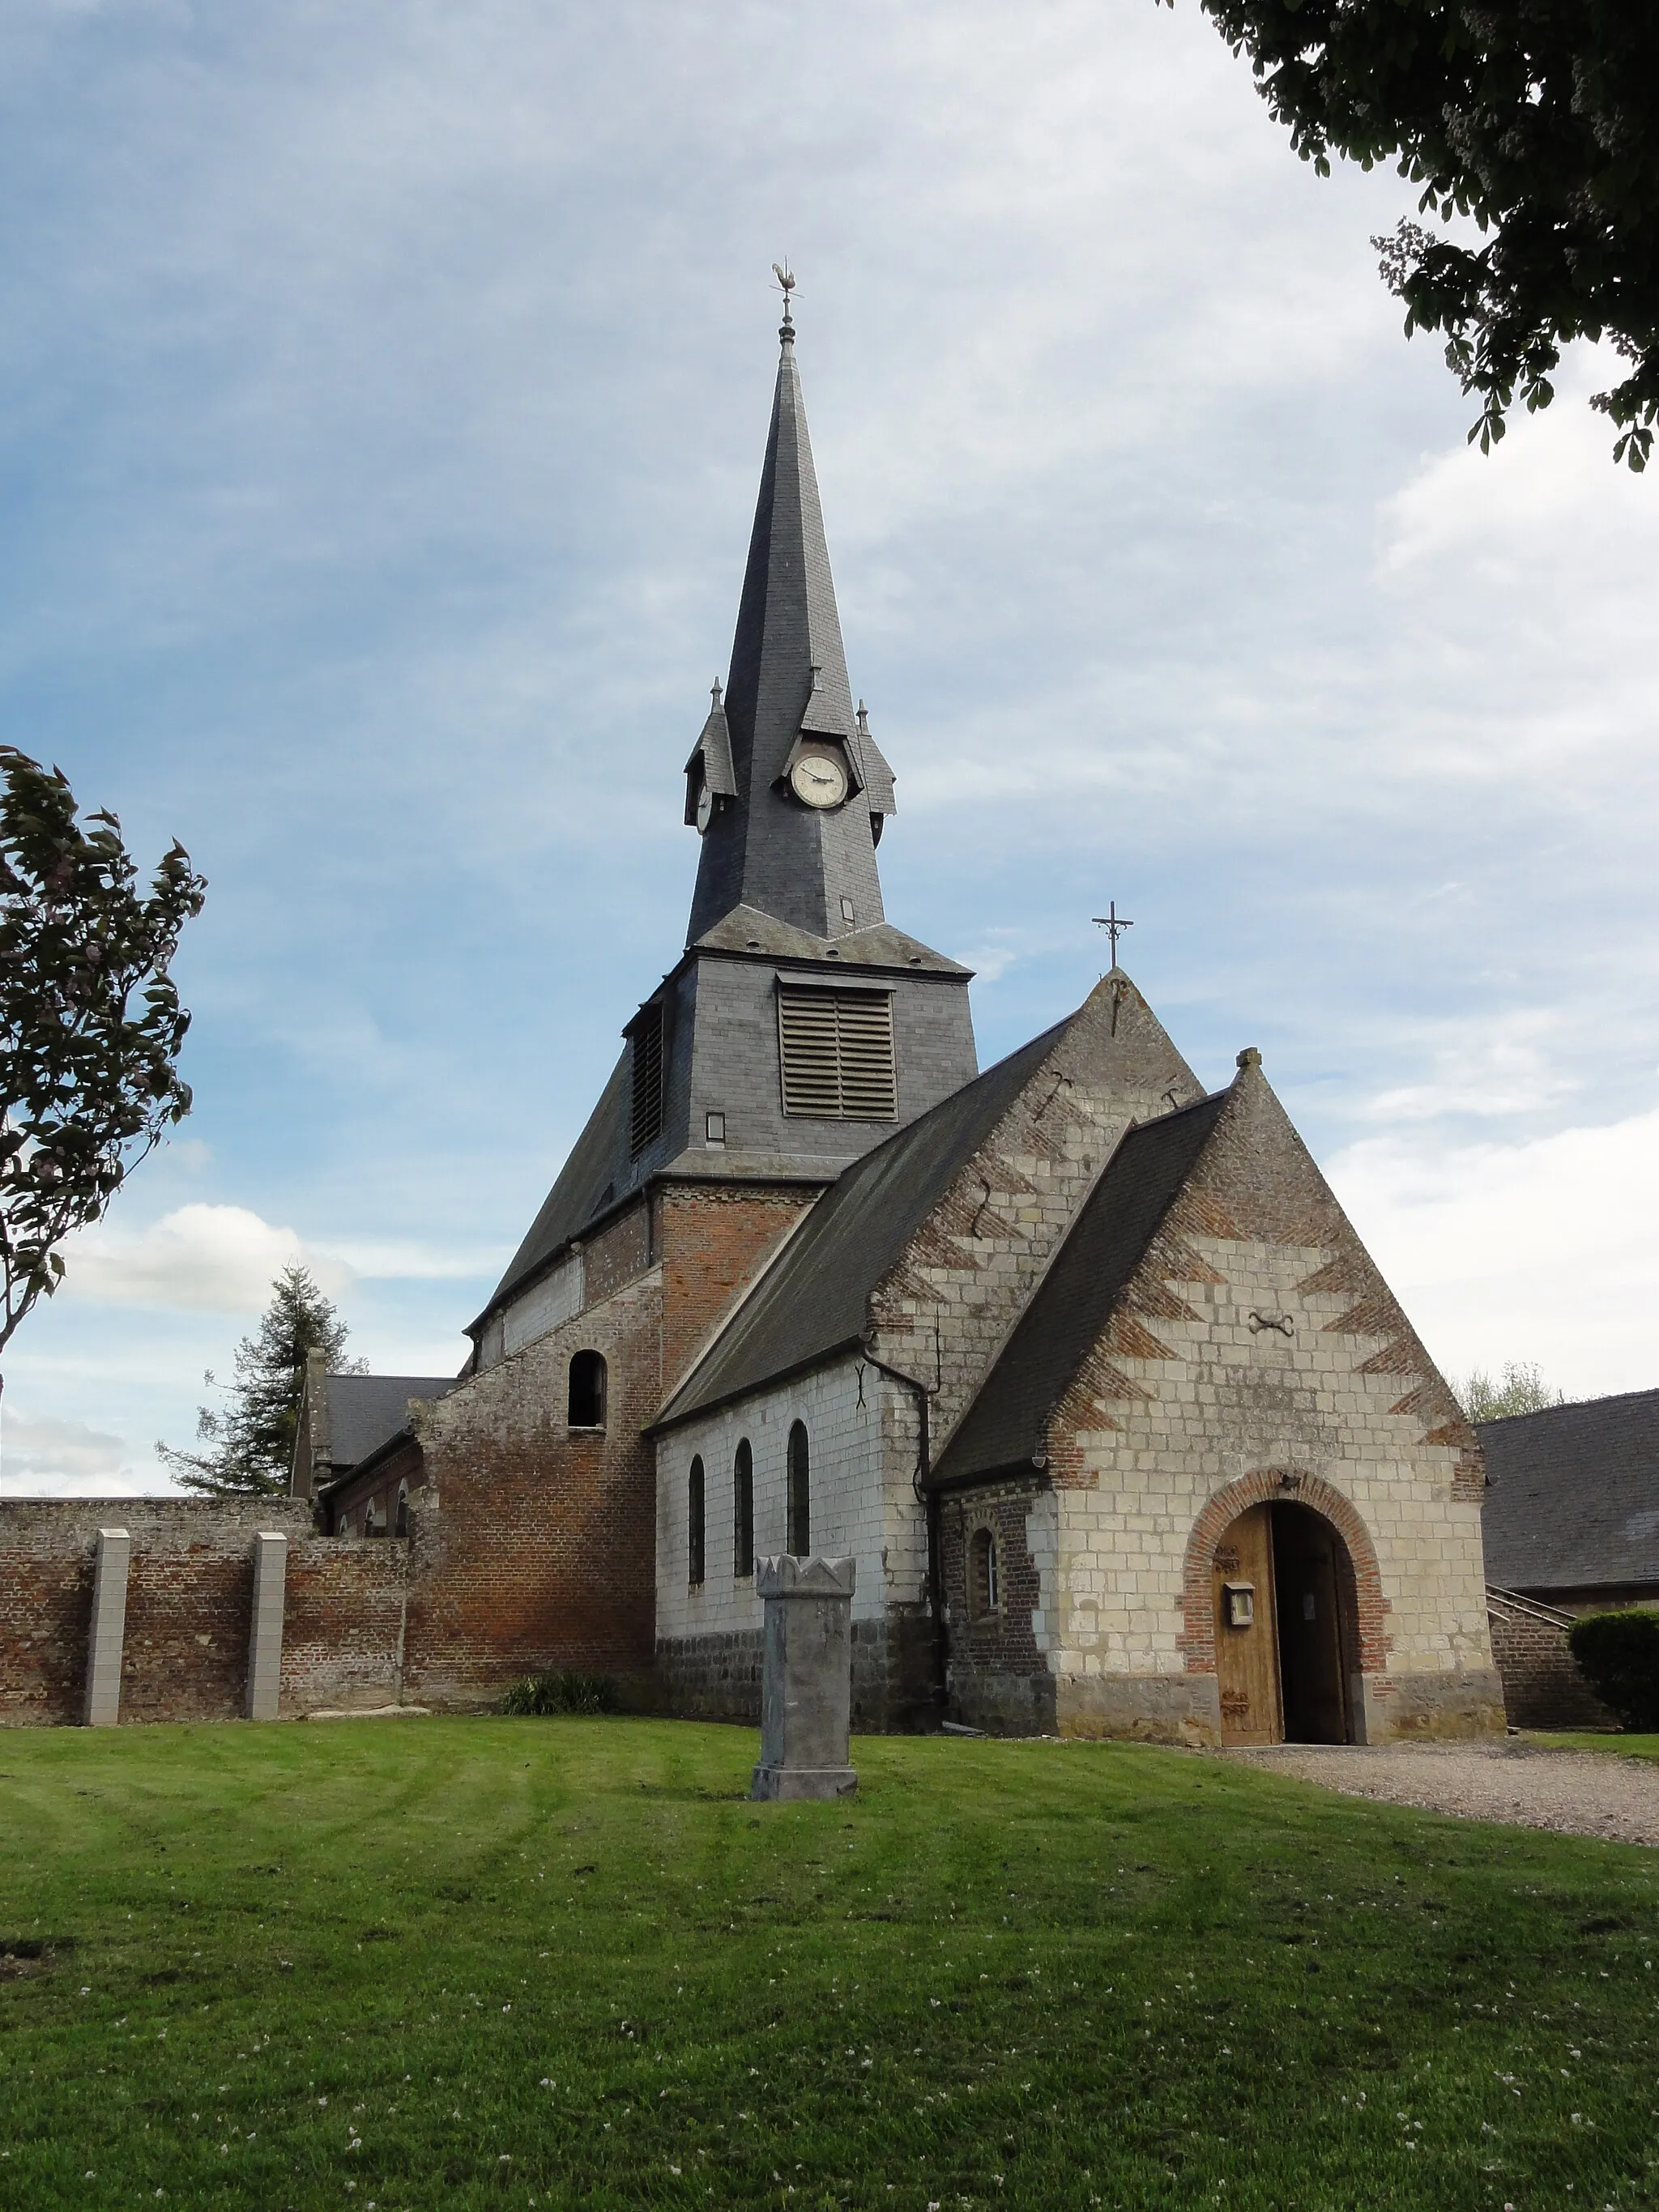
[685,306,895,946]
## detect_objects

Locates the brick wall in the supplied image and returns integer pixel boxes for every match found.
[0,1498,409,1725]
[937,1480,1056,1733]
[1486,1588,1616,1731]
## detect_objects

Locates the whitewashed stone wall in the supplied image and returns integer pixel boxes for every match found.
[655,1356,926,1643]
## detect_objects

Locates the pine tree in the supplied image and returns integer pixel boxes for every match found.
[158,1263,362,1498]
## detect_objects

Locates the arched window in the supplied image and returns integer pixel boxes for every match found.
[568,1350,608,1430]
[688,1456,706,1586]
[970,1526,1000,1619]
[732,1439,754,1579]
[786,1421,810,1557]
[394,1481,408,1539]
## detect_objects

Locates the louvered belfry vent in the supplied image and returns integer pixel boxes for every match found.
[629,1002,666,1155]
[777,985,897,1121]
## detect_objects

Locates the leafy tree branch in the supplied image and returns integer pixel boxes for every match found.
[1164,0,1659,468]
[0,748,206,1365]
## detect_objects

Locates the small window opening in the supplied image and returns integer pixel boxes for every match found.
[786,1421,811,1556]
[394,1481,408,1539]
[733,1438,754,1579]
[705,1110,726,1146]
[970,1526,1000,1619]
[840,894,855,922]
[568,1349,608,1430]
[629,1001,666,1156]
[688,1456,706,1586]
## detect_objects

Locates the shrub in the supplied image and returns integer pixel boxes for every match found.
[1567,1610,1659,1732]
[498,1669,621,1717]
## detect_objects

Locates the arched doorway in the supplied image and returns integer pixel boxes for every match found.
[1211,1499,1358,1745]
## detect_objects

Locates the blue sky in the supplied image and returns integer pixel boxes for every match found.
[3,0,1657,1494]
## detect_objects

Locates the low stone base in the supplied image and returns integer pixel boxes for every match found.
[947,1665,1056,1737]
[1359,1665,1508,1743]
[751,1761,859,1801]
[658,1611,940,1731]
[1056,1671,1222,1747]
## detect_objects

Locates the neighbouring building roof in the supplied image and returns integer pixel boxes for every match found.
[326,1375,454,1473]
[654,1021,1068,1429]
[932,1091,1228,1486]
[1480,1388,1659,1594]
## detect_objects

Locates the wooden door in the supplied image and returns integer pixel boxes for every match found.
[1212,1505,1282,1746]
[1271,1503,1350,1743]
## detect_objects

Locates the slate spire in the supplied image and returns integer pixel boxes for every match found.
[685,306,896,945]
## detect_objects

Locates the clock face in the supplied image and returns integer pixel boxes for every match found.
[695,782,715,834]
[790,752,849,809]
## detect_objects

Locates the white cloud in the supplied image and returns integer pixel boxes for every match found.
[54,1202,501,1315]
[60,1204,313,1313]
[0,1408,143,1497]
[1328,1107,1659,1402]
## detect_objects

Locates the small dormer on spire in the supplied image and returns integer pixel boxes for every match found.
[684,680,737,829]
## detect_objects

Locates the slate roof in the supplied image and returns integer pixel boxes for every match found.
[692,905,968,974]
[1480,1388,1659,1593]
[486,1053,630,1314]
[931,1091,1227,1486]
[326,1375,454,1472]
[654,1021,1069,1430]
[685,319,892,946]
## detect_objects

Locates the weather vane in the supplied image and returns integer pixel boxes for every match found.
[771,260,797,331]
[1092,901,1134,964]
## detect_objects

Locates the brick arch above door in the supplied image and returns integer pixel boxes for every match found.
[1179,1473,1390,1678]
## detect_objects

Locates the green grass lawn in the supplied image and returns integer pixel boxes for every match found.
[3,1720,1657,2210]
[1527,1732,1659,1763]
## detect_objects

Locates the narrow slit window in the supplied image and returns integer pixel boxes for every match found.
[733,1438,754,1579]
[394,1481,408,1539]
[567,1349,608,1430]
[970,1526,1000,1619]
[629,1002,666,1155]
[787,1421,811,1556]
[777,987,896,1121]
[688,1456,706,1587]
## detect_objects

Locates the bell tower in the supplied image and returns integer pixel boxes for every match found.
[471,299,978,1366]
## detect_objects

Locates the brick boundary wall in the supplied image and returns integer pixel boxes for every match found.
[1179,1470,1390,1678]
[0,1498,408,1727]
[1485,1585,1617,1733]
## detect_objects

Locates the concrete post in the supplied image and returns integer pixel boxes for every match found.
[246,1531,288,1721]
[83,1528,131,1728]
[751,1554,858,1801]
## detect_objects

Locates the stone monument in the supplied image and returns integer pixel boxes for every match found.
[750,1554,858,1801]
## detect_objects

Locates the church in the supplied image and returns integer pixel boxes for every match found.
[296,301,1503,1748]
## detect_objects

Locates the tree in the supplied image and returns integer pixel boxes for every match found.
[1166,1,1659,468]
[158,1262,364,1499]
[0,748,206,1371]
[1456,1359,1565,1422]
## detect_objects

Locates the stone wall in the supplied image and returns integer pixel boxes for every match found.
[1486,1587,1616,1731]
[0,1498,407,1725]
[866,974,1201,1441]
[1028,1063,1501,1745]
[655,1357,937,1727]
[936,1479,1057,1734]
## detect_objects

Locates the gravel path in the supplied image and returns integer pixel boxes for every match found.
[1222,1740,1659,1848]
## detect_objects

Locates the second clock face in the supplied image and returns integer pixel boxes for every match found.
[790,752,849,809]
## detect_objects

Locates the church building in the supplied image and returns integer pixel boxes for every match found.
[297,301,1503,1747]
